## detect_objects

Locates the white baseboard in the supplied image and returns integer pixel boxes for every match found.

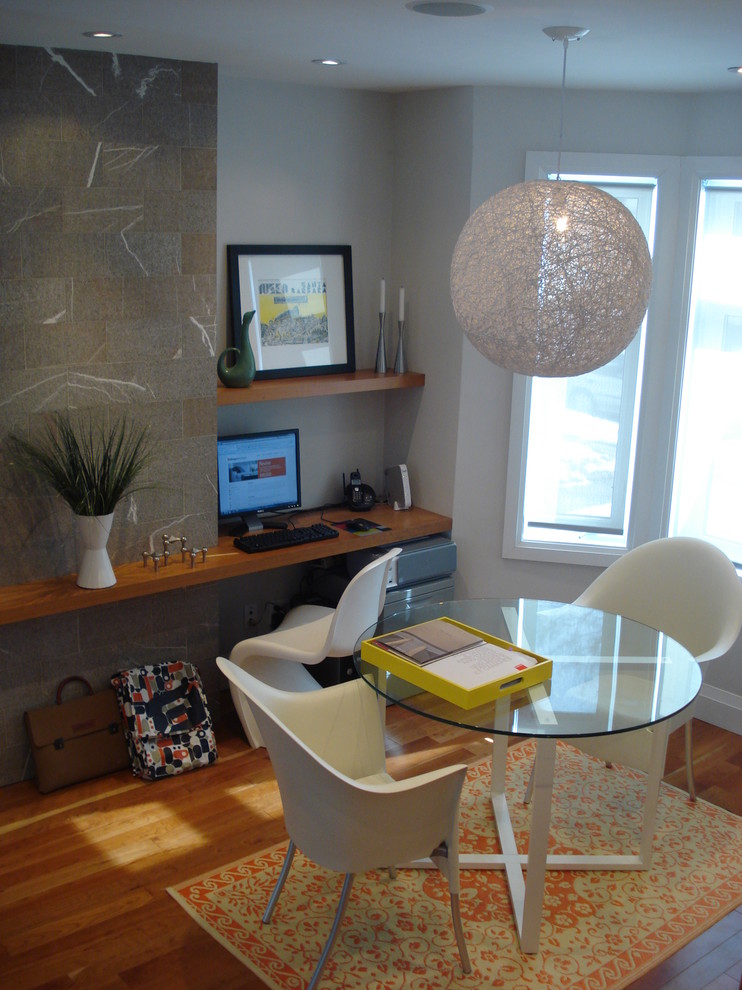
[695,684,742,735]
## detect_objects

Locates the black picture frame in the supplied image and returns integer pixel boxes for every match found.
[226,244,356,379]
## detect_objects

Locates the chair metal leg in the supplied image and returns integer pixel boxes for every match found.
[449,892,472,974]
[430,841,471,974]
[262,839,296,924]
[307,872,355,990]
[685,719,697,802]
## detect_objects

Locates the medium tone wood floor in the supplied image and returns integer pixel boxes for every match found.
[1,697,741,989]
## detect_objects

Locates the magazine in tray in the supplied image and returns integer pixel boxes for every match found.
[360,616,552,708]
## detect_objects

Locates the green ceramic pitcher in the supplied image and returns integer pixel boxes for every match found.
[217,310,257,387]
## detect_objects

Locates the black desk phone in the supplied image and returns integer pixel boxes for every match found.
[344,469,375,511]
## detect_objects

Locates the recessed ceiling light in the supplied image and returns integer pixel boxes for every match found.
[728,65,742,75]
[312,58,347,67]
[406,1,493,16]
[82,31,122,39]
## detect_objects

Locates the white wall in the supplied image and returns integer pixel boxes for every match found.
[384,88,474,515]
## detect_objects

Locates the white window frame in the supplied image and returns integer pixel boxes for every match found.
[503,152,742,566]
[664,165,742,566]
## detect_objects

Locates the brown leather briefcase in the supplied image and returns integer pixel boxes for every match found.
[24,677,131,793]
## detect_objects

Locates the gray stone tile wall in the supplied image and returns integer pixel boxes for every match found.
[0,45,218,584]
[0,585,222,787]
[0,46,221,786]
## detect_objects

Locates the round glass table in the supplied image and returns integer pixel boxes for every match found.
[353,598,702,952]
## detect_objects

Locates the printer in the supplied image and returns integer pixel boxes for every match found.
[346,535,457,613]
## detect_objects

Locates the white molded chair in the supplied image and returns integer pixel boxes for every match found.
[216,657,472,988]
[527,536,742,802]
[227,546,403,747]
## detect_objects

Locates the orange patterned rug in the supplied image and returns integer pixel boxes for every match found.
[169,740,742,989]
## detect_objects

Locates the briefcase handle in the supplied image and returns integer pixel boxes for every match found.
[56,676,94,705]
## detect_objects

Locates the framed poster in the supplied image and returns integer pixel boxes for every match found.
[226,244,356,379]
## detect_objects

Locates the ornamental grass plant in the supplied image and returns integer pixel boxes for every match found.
[9,411,153,517]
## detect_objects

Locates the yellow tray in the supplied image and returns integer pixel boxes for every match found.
[360,616,552,709]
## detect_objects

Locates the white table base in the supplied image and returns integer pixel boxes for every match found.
[408,719,671,953]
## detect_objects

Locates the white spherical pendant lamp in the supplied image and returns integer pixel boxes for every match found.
[450,178,653,376]
[450,26,653,378]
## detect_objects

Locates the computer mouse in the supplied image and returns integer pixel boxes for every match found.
[347,518,374,532]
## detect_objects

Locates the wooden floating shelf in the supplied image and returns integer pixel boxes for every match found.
[0,505,451,626]
[217,369,425,405]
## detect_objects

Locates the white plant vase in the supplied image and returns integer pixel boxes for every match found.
[75,512,116,589]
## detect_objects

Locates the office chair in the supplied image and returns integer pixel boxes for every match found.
[526,536,742,803]
[227,546,403,747]
[216,657,471,988]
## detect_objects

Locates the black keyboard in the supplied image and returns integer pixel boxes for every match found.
[234,523,340,554]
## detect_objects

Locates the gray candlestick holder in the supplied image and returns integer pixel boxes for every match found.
[394,319,407,374]
[375,312,387,373]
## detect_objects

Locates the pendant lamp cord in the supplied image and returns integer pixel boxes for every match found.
[556,36,569,180]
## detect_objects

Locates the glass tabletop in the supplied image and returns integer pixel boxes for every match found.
[353,598,702,739]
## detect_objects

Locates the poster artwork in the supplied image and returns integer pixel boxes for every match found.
[257,277,329,348]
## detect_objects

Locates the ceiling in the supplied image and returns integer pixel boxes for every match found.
[2,0,741,94]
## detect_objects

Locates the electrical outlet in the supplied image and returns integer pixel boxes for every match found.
[244,603,260,629]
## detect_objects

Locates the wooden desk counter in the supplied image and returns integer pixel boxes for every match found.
[0,504,452,626]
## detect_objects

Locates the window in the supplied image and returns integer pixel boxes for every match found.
[668,180,742,566]
[504,154,742,567]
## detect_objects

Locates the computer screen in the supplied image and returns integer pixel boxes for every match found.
[217,429,301,531]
